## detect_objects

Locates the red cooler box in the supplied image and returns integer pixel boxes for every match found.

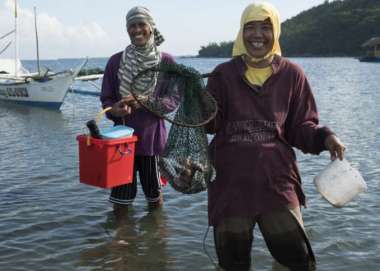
[76,135,138,188]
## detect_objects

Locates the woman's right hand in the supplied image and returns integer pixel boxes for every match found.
[109,98,132,117]
[324,134,346,161]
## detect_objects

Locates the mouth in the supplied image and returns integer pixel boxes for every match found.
[249,41,265,49]
[133,33,144,39]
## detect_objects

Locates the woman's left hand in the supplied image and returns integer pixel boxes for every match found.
[123,95,148,110]
[324,134,346,161]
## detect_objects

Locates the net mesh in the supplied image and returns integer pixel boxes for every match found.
[131,61,217,194]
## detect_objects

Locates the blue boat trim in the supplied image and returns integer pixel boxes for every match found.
[359,56,380,63]
[0,99,62,110]
[71,89,100,97]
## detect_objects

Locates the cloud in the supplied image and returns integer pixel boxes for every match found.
[0,0,112,59]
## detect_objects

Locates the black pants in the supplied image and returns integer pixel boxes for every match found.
[109,155,161,205]
[213,208,316,271]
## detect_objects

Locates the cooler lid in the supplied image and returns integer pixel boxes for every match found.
[100,125,134,139]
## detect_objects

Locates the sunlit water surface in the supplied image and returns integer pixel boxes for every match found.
[0,57,379,271]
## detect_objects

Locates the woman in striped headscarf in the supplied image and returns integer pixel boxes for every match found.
[100,6,175,222]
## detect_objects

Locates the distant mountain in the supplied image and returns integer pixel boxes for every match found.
[197,0,380,57]
[198,42,233,58]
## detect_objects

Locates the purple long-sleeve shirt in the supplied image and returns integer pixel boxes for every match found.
[100,51,175,156]
[206,55,333,226]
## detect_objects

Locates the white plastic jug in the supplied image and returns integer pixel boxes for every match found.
[314,158,367,208]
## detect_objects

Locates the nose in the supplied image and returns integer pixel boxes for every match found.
[136,24,144,32]
[252,27,264,37]
[128,22,145,34]
[244,25,264,39]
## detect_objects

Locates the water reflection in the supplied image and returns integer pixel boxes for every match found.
[78,208,172,271]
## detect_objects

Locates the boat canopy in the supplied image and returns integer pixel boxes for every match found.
[361,37,380,48]
[0,58,30,75]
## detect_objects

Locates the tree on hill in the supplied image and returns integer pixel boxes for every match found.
[198,42,233,58]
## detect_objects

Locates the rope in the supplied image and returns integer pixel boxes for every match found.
[203,225,219,268]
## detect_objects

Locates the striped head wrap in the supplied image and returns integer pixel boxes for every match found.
[126,6,165,46]
[118,6,165,97]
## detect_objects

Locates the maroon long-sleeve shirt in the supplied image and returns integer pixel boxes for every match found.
[206,55,333,226]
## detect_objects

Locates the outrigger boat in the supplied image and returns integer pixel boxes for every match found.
[0,58,86,109]
[359,37,380,63]
[0,1,85,109]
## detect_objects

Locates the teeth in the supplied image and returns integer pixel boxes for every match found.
[251,42,264,48]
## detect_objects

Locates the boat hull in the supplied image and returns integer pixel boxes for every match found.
[0,72,74,110]
[359,56,380,63]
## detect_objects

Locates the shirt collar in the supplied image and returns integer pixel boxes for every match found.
[235,54,282,77]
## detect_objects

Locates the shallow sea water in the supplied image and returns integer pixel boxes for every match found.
[0,57,379,271]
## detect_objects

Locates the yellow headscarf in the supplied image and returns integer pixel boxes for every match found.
[232,2,281,62]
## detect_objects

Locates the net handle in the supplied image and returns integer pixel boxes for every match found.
[85,107,112,146]
[86,107,128,146]
[95,107,112,124]
[95,107,126,125]
[130,65,217,128]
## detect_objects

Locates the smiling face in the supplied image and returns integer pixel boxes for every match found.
[127,21,152,47]
[243,19,274,59]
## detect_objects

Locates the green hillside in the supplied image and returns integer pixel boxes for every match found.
[197,0,380,57]
[281,0,380,56]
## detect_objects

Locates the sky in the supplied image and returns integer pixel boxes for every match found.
[0,0,328,60]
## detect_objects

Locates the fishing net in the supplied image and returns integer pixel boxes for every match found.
[130,61,217,194]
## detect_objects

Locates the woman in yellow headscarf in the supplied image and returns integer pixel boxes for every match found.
[205,2,345,270]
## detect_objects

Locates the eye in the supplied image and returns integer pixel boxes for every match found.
[244,24,255,31]
[138,22,148,28]
[262,24,273,32]
[128,23,137,30]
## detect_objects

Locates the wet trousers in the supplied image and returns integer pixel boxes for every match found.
[109,155,161,205]
[213,208,316,271]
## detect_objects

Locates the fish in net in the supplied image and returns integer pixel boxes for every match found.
[130,61,217,194]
